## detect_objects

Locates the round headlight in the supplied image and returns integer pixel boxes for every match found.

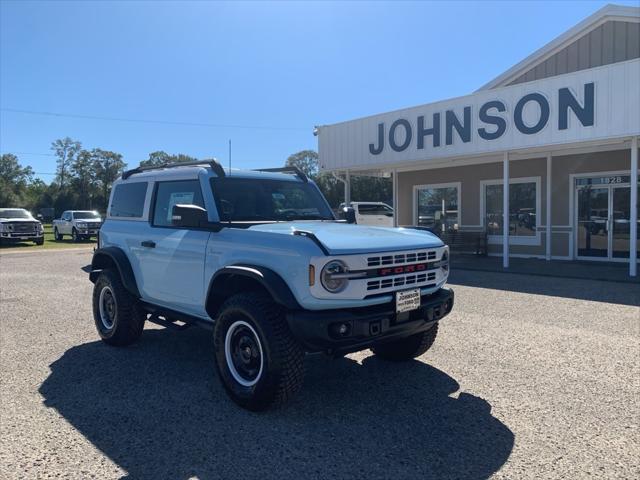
[440,250,449,271]
[321,260,349,293]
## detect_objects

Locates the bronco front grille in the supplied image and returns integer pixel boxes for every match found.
[367,271,437,291]
[367,250,436,267]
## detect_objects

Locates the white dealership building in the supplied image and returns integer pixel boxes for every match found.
[316,4,640,276]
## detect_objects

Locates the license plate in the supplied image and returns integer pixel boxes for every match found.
[396,288,421,313]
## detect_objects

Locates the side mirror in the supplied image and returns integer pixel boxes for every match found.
[172,204,208,228]
[342,207,356,224]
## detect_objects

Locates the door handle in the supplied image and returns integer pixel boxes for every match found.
[141,240,156,248]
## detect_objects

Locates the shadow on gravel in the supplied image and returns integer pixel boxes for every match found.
[40,328,513,480]
[449,269,640,307]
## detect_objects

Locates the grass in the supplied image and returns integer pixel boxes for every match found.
[0,224,96,252]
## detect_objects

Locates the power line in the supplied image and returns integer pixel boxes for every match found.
[1,151,56,157]
[1,108,310,132]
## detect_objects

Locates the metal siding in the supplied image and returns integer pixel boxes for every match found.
[557,46,569,75]
[545,54,557,77]
[578,34,590,70]
[589,24,603,68]
[602,21,615,64]
[567,41,579,72]
[614,21,628,62]
[628,22,640,58]
[318,60,640,171]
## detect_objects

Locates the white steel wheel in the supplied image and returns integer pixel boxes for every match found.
[224,320,264,387]
[98,285,117,330]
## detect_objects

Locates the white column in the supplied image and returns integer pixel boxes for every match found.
[630,137,638,277]
[503,152,509,268]
[345,170,351,206]
[546,154,552,261]
[392,169,399,227]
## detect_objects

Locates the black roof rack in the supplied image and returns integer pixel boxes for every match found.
[122,159,225,180]
[253,166,308,182]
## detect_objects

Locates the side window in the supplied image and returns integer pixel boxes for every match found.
[110,182,148,218]
[358,204,388,216]
[152,180,205,227]
[62,212,69,221]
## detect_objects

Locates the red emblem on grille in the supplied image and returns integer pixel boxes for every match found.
[378,263,428,276]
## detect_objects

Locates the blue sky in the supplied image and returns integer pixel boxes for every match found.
[1,0,637,181]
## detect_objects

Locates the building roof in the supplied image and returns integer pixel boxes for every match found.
[477,3,640,91]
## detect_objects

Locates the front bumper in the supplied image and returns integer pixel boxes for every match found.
[286,287,454,354]
[0,232,44,242]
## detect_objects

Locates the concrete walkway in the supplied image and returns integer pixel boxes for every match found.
[451,254,640,284]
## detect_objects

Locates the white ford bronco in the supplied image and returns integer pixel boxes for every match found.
[87,160,454,410]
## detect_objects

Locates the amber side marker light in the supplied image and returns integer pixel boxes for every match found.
[309,265,315,286]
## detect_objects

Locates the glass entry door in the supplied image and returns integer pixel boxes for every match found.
[611,186,632,259]
[577,187,609,258]
[575,178,636,260]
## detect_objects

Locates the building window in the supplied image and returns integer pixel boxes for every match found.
[414,183,460,232]
[483,178,539,239]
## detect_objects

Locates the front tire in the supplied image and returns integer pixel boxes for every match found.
[54,228,62,241]
[34,238,44,246]
[71,228,79,242]
[92,269,145,346]
[371,323,439,361]
[213,293,305,411]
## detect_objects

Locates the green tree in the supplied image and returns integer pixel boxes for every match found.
[285,150,319,177]
[92,149,126,211]
[284,149,392,209]
[71,150,97,208]
[51,137,81,190]
[140,151,198,167]
[0,153,34,206]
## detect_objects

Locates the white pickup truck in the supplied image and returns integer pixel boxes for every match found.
[339,202,395,227]
[53,210,103,242]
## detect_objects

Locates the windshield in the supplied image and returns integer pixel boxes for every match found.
[210,177,334,222]
[74,211,101,219]
[0,209,31,219]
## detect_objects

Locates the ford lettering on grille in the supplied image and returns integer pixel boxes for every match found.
[378,263,428,276]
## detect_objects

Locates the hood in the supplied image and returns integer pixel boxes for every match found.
[248,221,443,255]
[0,217,39,223]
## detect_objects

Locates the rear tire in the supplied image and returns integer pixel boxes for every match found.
[213,292,305,411]
[92,269,145,346]
[371,323,439,361]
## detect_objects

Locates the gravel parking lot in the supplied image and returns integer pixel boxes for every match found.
[1,249,638,479]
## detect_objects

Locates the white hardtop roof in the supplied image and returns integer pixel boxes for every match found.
[477,3,640,91]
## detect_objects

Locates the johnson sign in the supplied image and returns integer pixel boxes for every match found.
[369,83,595,155]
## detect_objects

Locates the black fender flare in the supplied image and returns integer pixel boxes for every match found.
[206,265,301,317]
[90,247,141,298]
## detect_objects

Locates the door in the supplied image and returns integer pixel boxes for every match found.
[137,179,210,317]
[61,211,73,234]
[575,181,636,261]
[611,186,632,259]
[576,187,609,258]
